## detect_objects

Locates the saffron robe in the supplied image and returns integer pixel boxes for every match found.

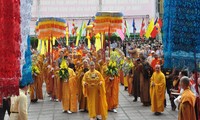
[82,70,107,120]
[150,71,166,112]
[178,88,196,120]
[29,63,43,100]
[59,68,78,112]
[77,66,89,110]
[101,64,119,110]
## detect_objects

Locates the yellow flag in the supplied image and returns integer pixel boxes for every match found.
[52,37,56,45]
[86,31,91,49]
[66,25,69,46]
[83,22,87,29]
[41,40,46,55]
[45,40,48,52]
[37,39,41,52]
[145,18,154,39]
[76,22,83,46]
[95,33,101,51]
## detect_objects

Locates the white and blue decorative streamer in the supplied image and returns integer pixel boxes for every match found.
[20,36,33,86]
[20,0,34,85]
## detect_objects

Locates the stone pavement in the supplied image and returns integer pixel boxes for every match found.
[5,84,178,120]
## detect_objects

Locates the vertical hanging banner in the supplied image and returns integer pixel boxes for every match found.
[0,0,21,105]
[163,0,200,71]
[0,0,33,105]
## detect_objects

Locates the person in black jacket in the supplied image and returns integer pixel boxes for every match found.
[0,97,10,120]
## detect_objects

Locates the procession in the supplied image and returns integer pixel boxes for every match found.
[0,0,200,120]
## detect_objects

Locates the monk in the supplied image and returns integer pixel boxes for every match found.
[127,57,134,95]
[29,62,43,102]
[132,58,141,102]
[151,54,160,70]
[77,60,89,111]
[150,65,166,115]
[139,54,151,106]
[178,76,196,120]
[101,58,119,113]
[59,59,78,113]
[82,61,107,120]
[50,61,60,101]
[29,56,43,102]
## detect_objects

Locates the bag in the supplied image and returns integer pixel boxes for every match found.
[142,62,153,79]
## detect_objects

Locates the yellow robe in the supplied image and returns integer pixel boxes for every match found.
[101,64,119,110]
[124,76,128,87]
[150,71,166,112]
[29,74,43,100]
[82,70,107,120]
[51,67,60,99]
[30,63,43,100]
[178,88,196,120]
[77,67,88,110]
[60,68,78,112]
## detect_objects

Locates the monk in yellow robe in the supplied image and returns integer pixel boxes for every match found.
[59,60,78,113]
[82,61,107,120]
[101,58,119,113]
[150,65,166,115]
[178,76,196,120]
[30,63,43,102]
[41,56,52,96]
[50,61,60,101]
[77,60,89,111]
[123,58,128,91]
[127,58,134,95]
[29,56,44,102]
[45,62,53,96]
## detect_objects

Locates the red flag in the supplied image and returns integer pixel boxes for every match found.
[72,19,75,27]
[150,18,161,38]
[157,18,162,28]
[124,20,127,34]
[140,18,145,39]
[151,24,158,38]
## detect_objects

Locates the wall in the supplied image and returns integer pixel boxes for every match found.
[30,0,156,35]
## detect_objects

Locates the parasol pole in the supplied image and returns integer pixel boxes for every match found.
[48,37,51,64]
[108,26,111,57]
[194,48,199,94]
[102,32,104,61]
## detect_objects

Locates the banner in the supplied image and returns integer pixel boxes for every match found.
[163,0,200,71]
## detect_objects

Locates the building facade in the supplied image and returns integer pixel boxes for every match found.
[30,0,157,35]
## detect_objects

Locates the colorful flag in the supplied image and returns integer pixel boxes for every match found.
[140,18,145,39]
[157,18,163,32]
[83,21,87,29]
[150,24,159,38]
[150,18,160,38]
[66,23,69,46]
[154,18,158,25]
[95,33,101,51]
[87,19,91,25]
[145,18,154,39]
[116,29,125,41]
[72,19,75,27]
[76,22,83,46]
[132,19,137,33]
[124,20,130,38]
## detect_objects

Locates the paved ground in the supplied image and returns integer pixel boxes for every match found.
[5,84,178,120]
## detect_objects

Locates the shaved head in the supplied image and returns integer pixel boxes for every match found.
[180,76,190,87]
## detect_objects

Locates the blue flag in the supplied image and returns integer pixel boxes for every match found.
[132,19,136,33]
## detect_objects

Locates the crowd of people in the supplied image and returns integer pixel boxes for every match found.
[1,39,200,120]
